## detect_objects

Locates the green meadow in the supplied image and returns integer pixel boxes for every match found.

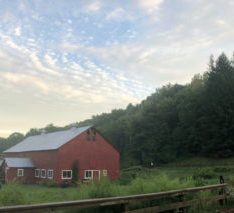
[1,160,234,212]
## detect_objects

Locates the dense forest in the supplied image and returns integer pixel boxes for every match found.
[1,53,234,167]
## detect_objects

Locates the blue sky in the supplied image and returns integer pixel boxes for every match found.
[0,0,234,137]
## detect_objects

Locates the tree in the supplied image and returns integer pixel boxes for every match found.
[200,53,234,157]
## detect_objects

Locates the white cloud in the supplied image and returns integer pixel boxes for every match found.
[44,53,57,67]
[29,52,61,76]
[106,8,132,21]
[1,0,234,136]
[0,30,145,109]
[138,0,164,21]
[138,0,164,13]
[0,72,49,93]
[215,19,228,28]
[14,26,21,36]
[86,2,101,13]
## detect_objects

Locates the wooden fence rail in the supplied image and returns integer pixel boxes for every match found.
[0,183,228,213]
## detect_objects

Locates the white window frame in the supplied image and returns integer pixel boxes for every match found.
[41,169,46,178]
[17,169,24,177]
[84,170,101,180]
[84,170,93,179]
[47,169,53,179]
[102,169,107,177]
[35,169,40,178]
[61,170,72,179]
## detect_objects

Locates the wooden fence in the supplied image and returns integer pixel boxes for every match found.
[0,183,228,213]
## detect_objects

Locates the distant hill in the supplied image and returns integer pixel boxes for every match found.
[1,53,234,168]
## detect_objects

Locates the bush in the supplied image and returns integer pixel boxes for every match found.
[192,168,216,180]
[0,182,26,206]
[213,167,232,173]
[118,171,135,185]
[84,179,116,198]
[119,166,150,185]
[45,180,57,187]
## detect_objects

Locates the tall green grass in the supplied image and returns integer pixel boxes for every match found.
[0,172,196,206]
[0,166,231,213]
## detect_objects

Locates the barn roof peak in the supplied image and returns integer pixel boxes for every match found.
[4,125,92,153]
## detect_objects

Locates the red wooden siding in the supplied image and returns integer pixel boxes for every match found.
[5,168,35,183]
[5,151,59,183]
[3,127,119,184]
[58,130,119,183]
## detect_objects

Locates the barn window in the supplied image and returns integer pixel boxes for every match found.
[62,170,72,179]
[102,170,107,177]
[17,169,24,177]
[47,170,53,179]
[35,169,40,178]
[41,169,46,178]
[84,170,92,179]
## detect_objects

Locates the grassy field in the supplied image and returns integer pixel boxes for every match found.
[165,157,234,167]
[1,159,234,212]
[0,169,196,206]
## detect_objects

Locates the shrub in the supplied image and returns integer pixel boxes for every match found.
[192,168,216,180]
[84,179,115,198]
[118,171,135,185]
[213,167,232,173]
[119,166,150,185]
[45,180,57,187]
[0,182,26,206]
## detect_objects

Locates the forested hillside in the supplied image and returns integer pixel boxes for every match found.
[1,53,234,167]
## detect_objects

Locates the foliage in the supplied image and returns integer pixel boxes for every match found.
[213,167,232,173]
[77,52,234,166]
[119,166,148,185]
[0,169,197,206]
[1,52,234,166]
[0,182,26,206]
[192,168,216,180]
[0,166,229,213]
[0,133,24,153]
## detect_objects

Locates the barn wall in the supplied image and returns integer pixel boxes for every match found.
[58,130,120,183]
[4,151,59,183]
[5,168,35,183]
[4,128,120,184]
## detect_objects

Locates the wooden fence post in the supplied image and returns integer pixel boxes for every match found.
[178,194,185,213]
[219,176,227,206]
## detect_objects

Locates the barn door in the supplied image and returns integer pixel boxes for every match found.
[93,170,100,180]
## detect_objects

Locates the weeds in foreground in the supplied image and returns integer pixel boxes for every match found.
[0,172,195,206]
[0,167,232,213]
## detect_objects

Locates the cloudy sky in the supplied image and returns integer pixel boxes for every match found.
[0,0,234,137]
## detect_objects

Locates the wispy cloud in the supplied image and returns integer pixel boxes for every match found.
[138,0,164,14]
[106,8,133,21]
[0,0,234,137]
[85,1,101,13]
[137,0,164,21]
[14,26,21,36]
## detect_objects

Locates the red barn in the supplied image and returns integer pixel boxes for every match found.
[0,126,119,184]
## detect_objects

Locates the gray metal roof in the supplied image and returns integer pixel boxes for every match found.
[4,126,91,153]
[4,158,35,168]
